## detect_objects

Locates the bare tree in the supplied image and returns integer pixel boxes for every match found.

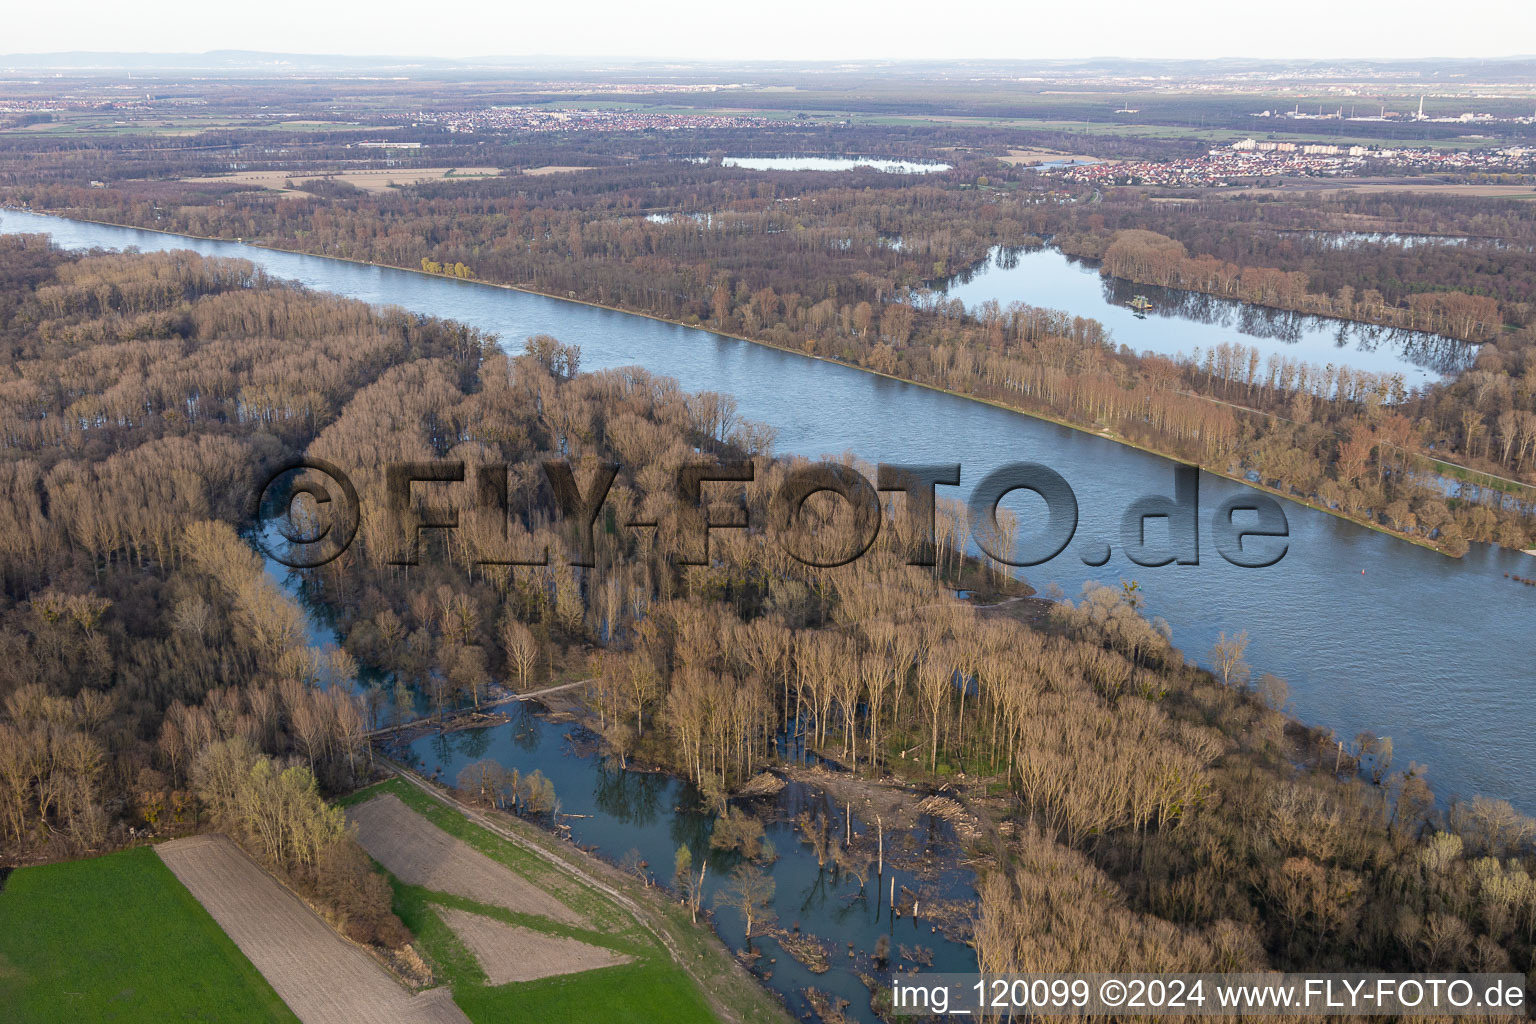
[500,617,538,692]
[715,863,776,940]
[1210,630,1251,689]
[674,844,707,923]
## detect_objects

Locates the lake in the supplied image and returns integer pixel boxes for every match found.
[927,245,1474,386]
[1276,230,1474,249]
[694,156,952,173]
[1273,230,1536,252]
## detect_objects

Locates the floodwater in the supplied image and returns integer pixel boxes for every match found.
[404,714,978,1024]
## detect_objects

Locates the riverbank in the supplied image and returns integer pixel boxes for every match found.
[4,204,1484,559]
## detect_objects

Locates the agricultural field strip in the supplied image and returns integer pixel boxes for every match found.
[432,905,634,984]
[376,767,727,1001]
[347,793,590,928]
[177,168,502,192]
[156,835,469,1024]
[356,773,798,1022]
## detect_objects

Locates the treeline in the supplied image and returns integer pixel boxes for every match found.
[1043,194,1536,493]
[1049,217,1536,489]
[0,238,474,864]
[1068,227,1504,343]
[8,168,1029,315]
[0,238,491,959]
[1052,189,1536,325]
[193,733,409,950]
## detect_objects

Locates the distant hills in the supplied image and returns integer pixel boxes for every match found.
[4,51,1536,82]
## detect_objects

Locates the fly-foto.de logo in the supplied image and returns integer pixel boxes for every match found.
[250,458,1289,571]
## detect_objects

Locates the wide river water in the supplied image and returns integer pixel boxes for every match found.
[2,213,1530,808]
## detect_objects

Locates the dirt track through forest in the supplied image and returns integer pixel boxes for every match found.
[346,793,587,926]
[156,835,468,1024]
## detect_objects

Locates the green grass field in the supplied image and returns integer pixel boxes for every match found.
[395,878,717,1024]
[347,778,723,1024]
[454,959,716,1024]
[0,846,298,1024]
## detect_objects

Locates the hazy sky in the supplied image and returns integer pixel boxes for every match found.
[8,0,1536,62]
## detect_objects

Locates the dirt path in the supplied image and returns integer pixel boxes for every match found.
[347,794,587,927]
[367,677,593,739]
[156,835,468,1024]
[433,906,632,984]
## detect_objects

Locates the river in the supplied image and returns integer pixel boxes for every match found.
[2,212,1530,810]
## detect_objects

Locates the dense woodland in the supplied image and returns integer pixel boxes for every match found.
[1055,191,1536,325]
[1,241,1534,1002]
[0,238,487,955]
[13,151,1535,551]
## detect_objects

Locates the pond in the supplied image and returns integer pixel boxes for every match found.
[1276,230,1474,249]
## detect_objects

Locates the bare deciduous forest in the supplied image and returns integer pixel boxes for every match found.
[11,131,1535,554]
[2,235,1534,993]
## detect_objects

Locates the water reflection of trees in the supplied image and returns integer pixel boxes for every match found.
[941,242,1044,287]
[426,733,453,769]
[937,245,1475,378]
[1098,271,1475,375]
[508,704,541,752]
[454,728,491,761]
[671,797,714,863]
[420,726,492,772]
[590,761,668,827]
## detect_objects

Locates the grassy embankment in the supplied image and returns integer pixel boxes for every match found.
[0,846,299,1023]
[340,776,788,1024]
